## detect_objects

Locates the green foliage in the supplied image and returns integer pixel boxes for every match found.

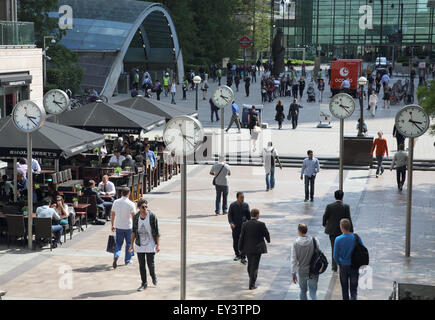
[417,80,435,134]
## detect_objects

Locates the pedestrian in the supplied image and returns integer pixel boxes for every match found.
[291,78,299,99]
[288,98,303,130]
[209,98,220,123]
[267,79,274,102]
[133,69,140,90]
[201,79,209,100]
[170,78,177,104]
[163,72,170,97]
[317,78,325,103]
[356,118,368,135]
[375,72,381,93]
[250,122,261,152]
[226,101,241,133]
[291,223,320,300]
[248,105,259,135]
[111,187,136,268]
[368,91,378,117]
[322,190,353,272]
[262,141,282,191]
[245,76,251,97]
[298,77,305,99]
[182,77,188,100]
[334,218,365,300]
[210,160,231,215]
[280,76,286,97]
[217,67,222,86]
[300,150,320,202]
[234,73,241,92]
[154,80,162,101]
[393,124,405,150]
[275,100,285,129]
[261,82,267,103]
[35,198,63,248]
[251,65,257,83]
[390,144,408,191]
[383,85,391,109]
[228,192,250,265]
[129,199,160,291]
[238,208,270,290]
[371,131,389,178]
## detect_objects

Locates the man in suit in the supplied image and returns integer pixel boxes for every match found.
[228,192,250,264]
[322,190,353,272]
[238,208,271,290]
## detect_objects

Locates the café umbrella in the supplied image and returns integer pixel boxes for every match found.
[52,100,166,134]
[115,95,198,121]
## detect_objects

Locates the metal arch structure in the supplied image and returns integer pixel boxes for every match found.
[101,3,184,97]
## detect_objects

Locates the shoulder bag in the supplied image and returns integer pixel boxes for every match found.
[212,164,225,186]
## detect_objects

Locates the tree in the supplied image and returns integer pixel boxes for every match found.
[417,80,435,134]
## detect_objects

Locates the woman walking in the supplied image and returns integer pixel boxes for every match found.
[201,79,209,100]
[170,79,177,104]
[369,92,378,117]
[275,100,285,130]
[298,77,305,99]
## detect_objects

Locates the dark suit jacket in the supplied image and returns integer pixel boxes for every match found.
[238,219,270,255]
[83,188,104,205]
[322,201,353,236]
[228,201,250,227]
[122,158,136,170]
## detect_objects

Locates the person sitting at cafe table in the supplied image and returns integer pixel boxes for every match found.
[52,195,69,226]
[84,179,113,220]
[142,144,156,168]
[17,171,27,195]
[31,158,41,174]
[109,150,125,166]
[122,155,137,172]
[36,198,63,248]
[0,175,13,201]
[98,175,116,198]
[16,158,28,177]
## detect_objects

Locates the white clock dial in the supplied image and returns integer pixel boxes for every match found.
[43,89,70,115]
[211,85,234,109]
[329,93,355,119]
[394,105,430,138]
[12,100,46,133]
[163,115,204,156]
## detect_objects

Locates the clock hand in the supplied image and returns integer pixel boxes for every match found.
[409,120,423,124]
[26,117,37,126]
[220,95,230,102]
[339,104,350,109]
[410,122,423,131]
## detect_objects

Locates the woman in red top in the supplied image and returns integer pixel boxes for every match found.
[371,131,389,178]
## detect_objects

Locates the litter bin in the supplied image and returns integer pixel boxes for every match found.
[118,73,130,94]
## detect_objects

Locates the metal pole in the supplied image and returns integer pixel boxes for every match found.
[405,137,414,257]
[380,0,384,46]
[27,133,33,249]
[244,47,246,80]
[195,84,198,111]
[358,85,364,137]
[13,157,17,202]
[221,108,225,161]
[180,151,187,299]
[339,118,344,191]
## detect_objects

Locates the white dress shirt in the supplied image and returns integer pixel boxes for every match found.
[109,155,125,166]
[98,180,116,196]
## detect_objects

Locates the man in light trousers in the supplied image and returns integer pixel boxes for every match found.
[226,101,241,133]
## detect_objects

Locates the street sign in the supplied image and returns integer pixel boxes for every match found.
[239,36,252,48]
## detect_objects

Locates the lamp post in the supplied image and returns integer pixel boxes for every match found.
[43,36,56,86]
[193,76,201,111]
[357,76,368,137]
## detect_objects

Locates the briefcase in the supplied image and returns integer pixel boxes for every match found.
[106,235,116,253]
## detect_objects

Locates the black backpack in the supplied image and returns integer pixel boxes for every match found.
[351,234,369,269]
[309,238,328,277]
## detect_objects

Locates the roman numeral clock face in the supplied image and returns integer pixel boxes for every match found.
[395,105,430,138]
[12,100,46,133]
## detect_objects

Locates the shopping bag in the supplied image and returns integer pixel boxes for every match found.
[106,235,115,253]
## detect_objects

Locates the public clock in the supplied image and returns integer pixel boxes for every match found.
[43,89,69,115]
[163,115,204,156]
[12,100,46,133]
[211,85,234,109]
[394,105,430,138]
[329,93,355,119]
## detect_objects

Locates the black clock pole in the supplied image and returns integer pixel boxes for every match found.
[405,137,414,257]
[180,135,187,299]
[339,118,344,191]
[27,133,33,249]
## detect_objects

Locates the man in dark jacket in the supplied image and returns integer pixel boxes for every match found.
[83,180,113,220]
[289,98,303,129]
[245,76,251,97]
[238,208,270,290]
[122,155,136,172]
[228,192,250,264]
[322,190,353,272]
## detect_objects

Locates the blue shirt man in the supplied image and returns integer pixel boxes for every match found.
[226,102,241,133]
[142,144,156,168]
[36,199,63,245]
[300,150,320,201]
[231,102,239,114]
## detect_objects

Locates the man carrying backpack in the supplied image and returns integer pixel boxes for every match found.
[334,218,367,300]
[291,224,323,300]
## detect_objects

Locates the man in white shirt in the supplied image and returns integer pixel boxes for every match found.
[109,151,125,166]
[31,158,41,174]
[111,187,136,268]
[98,175,116,197]
[16,158,28,177]
[36,198,63,247]
[262,142,282,191]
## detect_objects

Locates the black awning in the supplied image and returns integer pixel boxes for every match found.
[0,72,32,86]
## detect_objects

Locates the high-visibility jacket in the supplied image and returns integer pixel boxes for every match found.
[163,76,170,86]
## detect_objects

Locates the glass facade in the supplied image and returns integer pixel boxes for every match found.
[0,21,34,46]
[275,0,434,59]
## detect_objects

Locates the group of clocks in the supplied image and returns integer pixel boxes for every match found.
[329,92,430,138]
[12,89,70,133]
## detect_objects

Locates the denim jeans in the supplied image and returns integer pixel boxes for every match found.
[171,92,176,104]
[215,185,229,213]
[339,265,359,300]
[51,225,63,243]
[114,228,132,264]
[304,175,316,200]
[298,272,319,300]
[376,155,384,175]
[265,167,275,190]
[396,166,406,187]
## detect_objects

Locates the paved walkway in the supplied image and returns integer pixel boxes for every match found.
[110,67,435,160]
[1,164,433,300]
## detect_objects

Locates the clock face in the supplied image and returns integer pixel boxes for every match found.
[329,93,355,119]
[12,100,46,133]
[395,105,430,138]
[163,115,204,156]
[43,89,69,115]
[211,85,234,109]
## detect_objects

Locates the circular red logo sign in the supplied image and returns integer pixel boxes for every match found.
[239,36,251,48]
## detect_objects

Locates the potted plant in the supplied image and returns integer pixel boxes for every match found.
[90,160,99,168]
[72,197,78,207]
[114,167,122,176]
[75,184,82,196]
[93,147,100,153]
[125,166,131,172]
[22,206,28,216]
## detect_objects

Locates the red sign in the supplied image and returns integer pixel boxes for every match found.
[239,36,252,48]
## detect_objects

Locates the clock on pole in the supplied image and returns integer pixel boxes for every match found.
[43,89,70,115]
[211,85,234,160]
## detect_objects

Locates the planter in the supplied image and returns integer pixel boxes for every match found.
[73,201,78,207]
